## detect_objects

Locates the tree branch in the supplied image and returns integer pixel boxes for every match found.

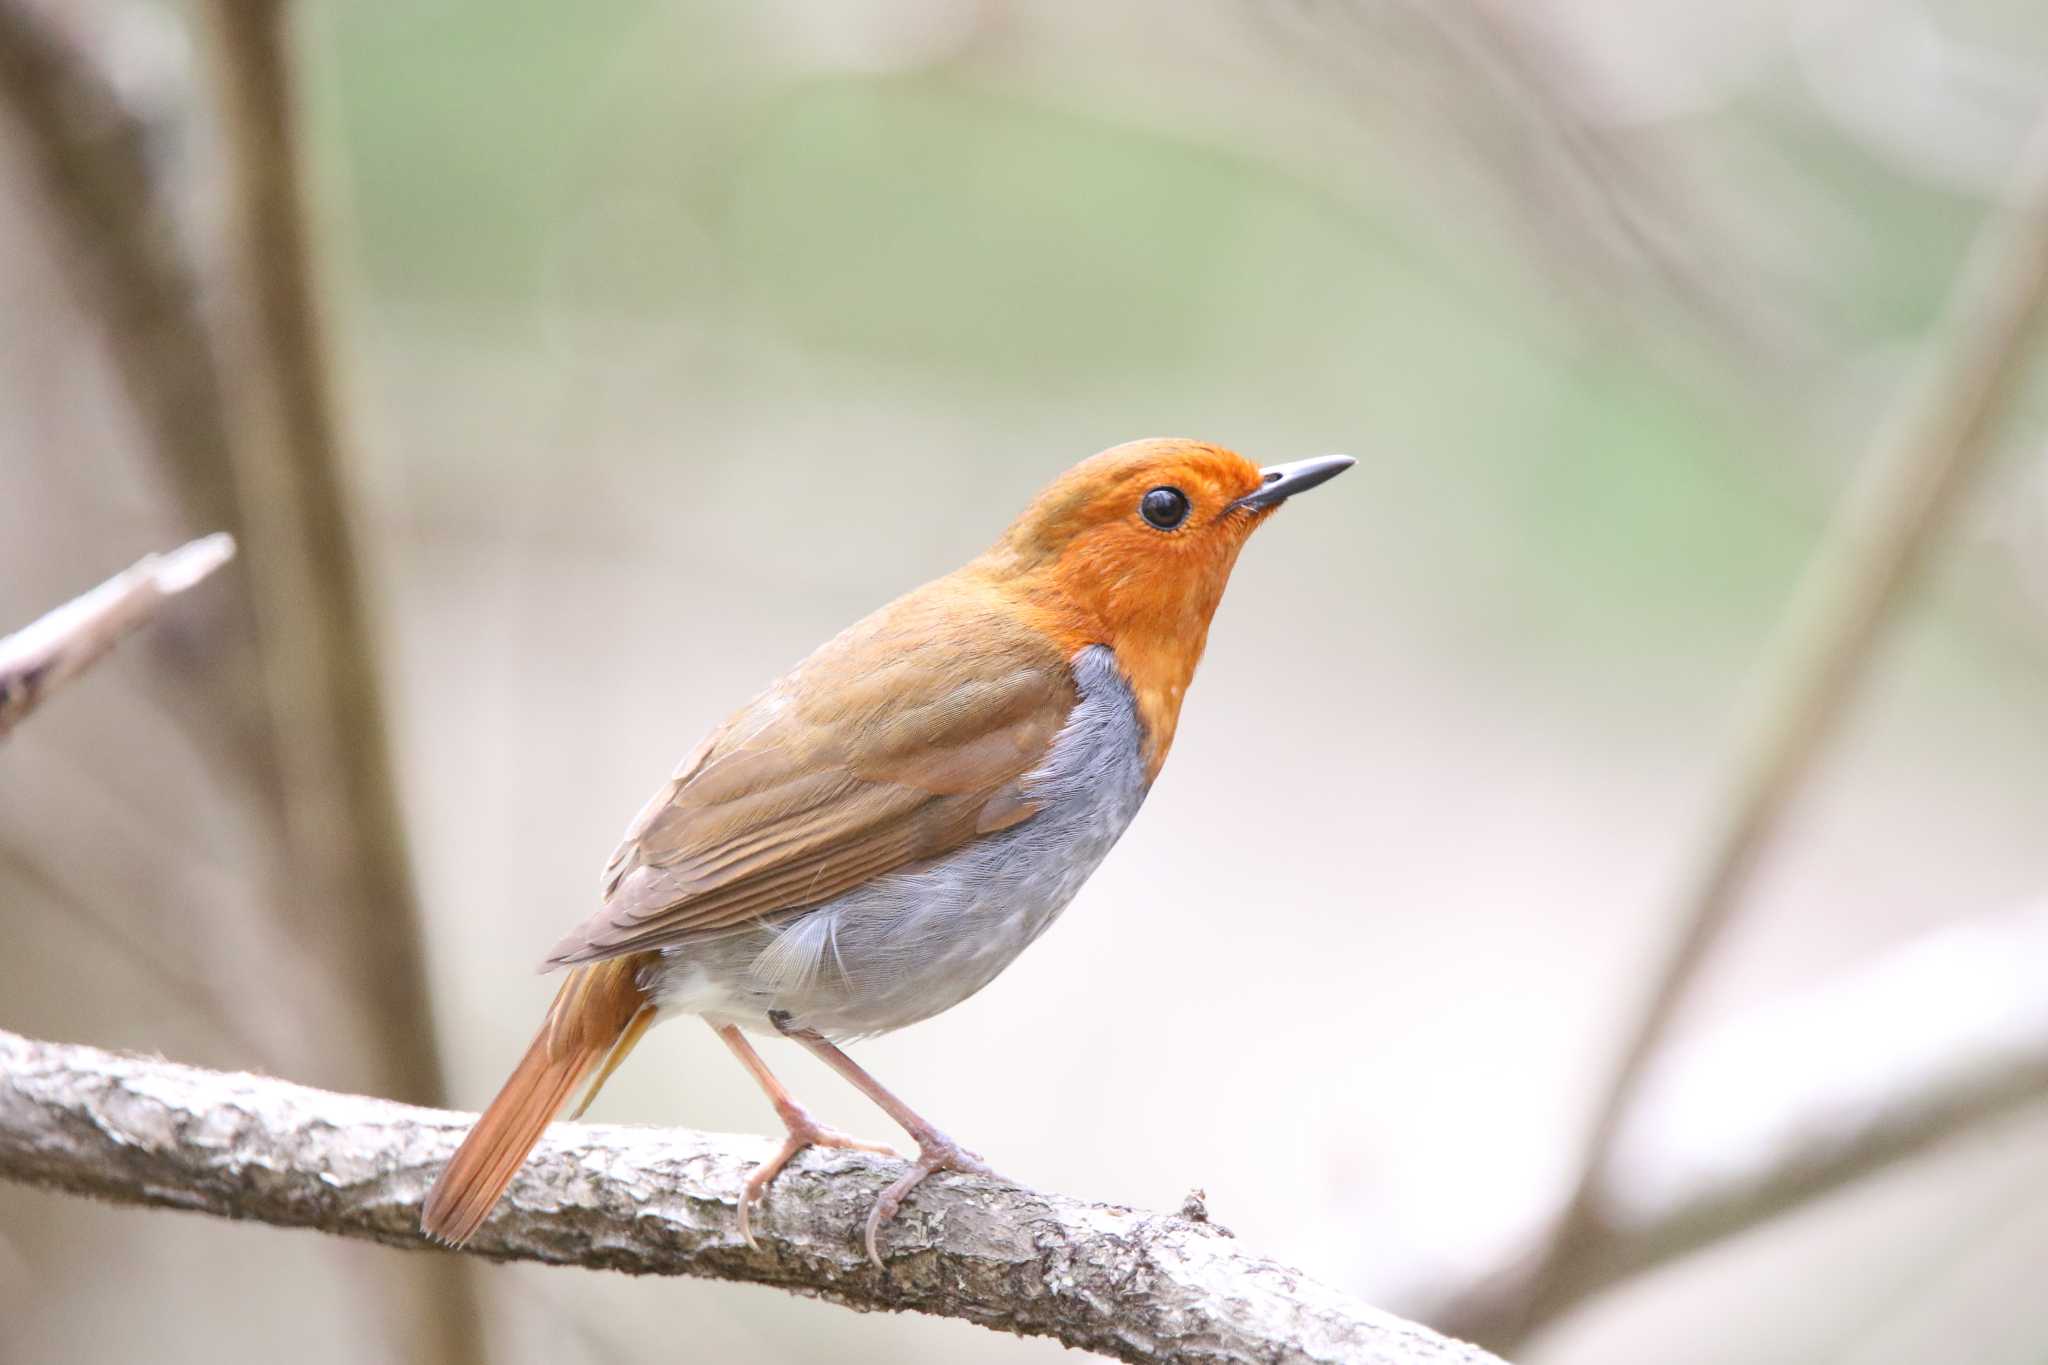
[0,534,235,738]
[1479,106,2048,1350]
[0,1027,1508,1365]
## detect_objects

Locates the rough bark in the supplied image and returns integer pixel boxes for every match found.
[0,1028,1506,1365]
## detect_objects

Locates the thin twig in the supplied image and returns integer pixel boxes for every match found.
[0,1028,1509,1365]
[1469,108,2048,1350]
[0,535,235,738]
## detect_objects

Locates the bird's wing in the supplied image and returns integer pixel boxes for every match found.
[543,581,1079,967]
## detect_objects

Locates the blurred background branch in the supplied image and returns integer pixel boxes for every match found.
[0,1027,1510,1365]
[0,534,234,737]
[1254,0,1809,383]
[0,0,238,531]
[1421,897,2048,1339]
[1451,103,2048,1352]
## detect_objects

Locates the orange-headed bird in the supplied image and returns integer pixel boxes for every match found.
[422,438,1354,1264]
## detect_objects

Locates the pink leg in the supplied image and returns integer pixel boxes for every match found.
[713,1022,896,1250]
[778,1021,1005,1267]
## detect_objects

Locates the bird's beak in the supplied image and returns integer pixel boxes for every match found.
[1234,455,1357,512]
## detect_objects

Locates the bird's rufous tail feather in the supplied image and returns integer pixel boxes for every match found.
[421,955,654,1244]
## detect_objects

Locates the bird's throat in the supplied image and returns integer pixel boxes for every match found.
[1106,623,1210,784]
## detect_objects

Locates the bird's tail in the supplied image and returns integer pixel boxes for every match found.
[421,954,657,1244]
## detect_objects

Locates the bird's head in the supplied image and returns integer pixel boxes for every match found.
[977,437,1353,775]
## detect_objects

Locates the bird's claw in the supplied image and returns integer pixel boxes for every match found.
[739,1110,896,1252]
[862,1131,1001,1269]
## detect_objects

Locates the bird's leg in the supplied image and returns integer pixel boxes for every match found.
[770,1014,1004,1267]
[712,1022,896,1250]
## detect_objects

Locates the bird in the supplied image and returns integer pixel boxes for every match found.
[420,437,1354,1265]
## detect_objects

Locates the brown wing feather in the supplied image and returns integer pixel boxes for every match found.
[544,579,1079,967]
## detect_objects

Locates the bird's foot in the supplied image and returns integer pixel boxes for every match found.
[739,1102,896,1251]
[864,1129,1002,1269]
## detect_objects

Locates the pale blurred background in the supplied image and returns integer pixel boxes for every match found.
[5,1,2048,1362]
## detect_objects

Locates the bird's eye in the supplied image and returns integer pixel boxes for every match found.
[1140,486,1191,530]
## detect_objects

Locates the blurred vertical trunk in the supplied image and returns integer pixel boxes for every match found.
[195,0,452,1108]
[0,1,482,1360]
[194,1,483,1359]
